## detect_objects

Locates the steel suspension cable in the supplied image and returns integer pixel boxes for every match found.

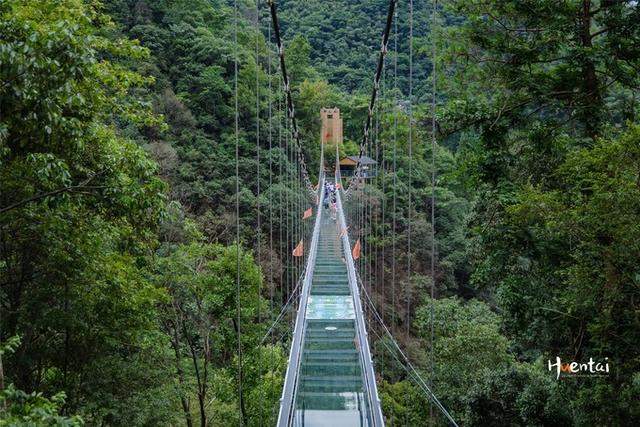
[369,73,378,363]
[344,0,398,198]
[391,2,399,338]
[429,3,439,424]
[367,323,458,427]
[284,101,291,329]
[233,0,244,422]
[404,3,414,423]
[258,269,306,346]
[379,54,387,378]
[289,102,296,317]
[406,0,414,342]
[357,273,459,427]
[277,72,284,335]
[267,16,276,421]
[254,4,263,424]
[370,81,380,333]
[267,0,315,196]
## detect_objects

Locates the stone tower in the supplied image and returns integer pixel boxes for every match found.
[320,108,343,145]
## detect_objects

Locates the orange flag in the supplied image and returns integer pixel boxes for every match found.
[352,239,361,260]
[303,207,312,219]
[292,240,304,257]
[336,183,341,189]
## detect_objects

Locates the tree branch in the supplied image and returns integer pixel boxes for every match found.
[0,176,99,214]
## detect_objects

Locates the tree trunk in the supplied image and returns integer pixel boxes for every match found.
[0,351,6,411]
[198,392,207,427]
[232,317,248,425]
[170,321,193,427]
[579,0,602,140]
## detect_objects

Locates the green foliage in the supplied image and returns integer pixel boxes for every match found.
[2,0,639,424]
[413,297,512,423]
[278,0,435,98]
[0,0,168,424]
[0,336,82,426]
[0,384,83,427]
[465,364,569,427]
[485,126,640,423]
[154,241,283,426]
[378,297,565,425]
[379,380,430,425]
[440,1,640,425]
[442,0,640,141]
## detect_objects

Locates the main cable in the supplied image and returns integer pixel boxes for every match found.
[344,0,397,198]
[267,0,315,196]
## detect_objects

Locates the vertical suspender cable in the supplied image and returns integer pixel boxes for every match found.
[429,2,439,424]
[284,102,291,327]
[278,74,284,330]
[288,109,294,327]
[406,0,414,342]
[298,148,302,299]
[405,2,414,424]
[255,0,261,312]
[233,0,244,423]
[267,17,276,421]
[379,59,387,378]
[371,83,379,331]
[376,71,384,364]
[392,2,398,340]
[254,4,263,425]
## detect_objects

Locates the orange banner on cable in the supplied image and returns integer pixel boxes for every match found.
[292,240,304,257]
[352,239,361,260]
[303,208,312,219]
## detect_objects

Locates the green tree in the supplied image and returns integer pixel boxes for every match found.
[0,0,170,424]
[440,1,640,424]
[155,242,270,426]
[0,336,83,426]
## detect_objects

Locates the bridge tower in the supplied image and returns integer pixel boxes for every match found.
[320,108,343,145]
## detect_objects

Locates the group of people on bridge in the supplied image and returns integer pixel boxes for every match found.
[323,181,338,220]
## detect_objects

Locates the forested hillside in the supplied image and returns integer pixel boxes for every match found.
[278,0,435,98]
[1,0,639,426]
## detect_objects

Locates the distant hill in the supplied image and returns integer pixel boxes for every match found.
[278,0,433,100]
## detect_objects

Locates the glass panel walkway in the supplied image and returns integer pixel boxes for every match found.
[294,212,366,425]
[278,179,384,426]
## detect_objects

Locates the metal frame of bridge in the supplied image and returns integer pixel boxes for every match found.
[277,172,384,427]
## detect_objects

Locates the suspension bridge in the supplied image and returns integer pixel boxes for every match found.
[231,0,458,425]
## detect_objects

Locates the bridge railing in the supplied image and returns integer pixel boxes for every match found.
[335,172,385,427]
[276,173,325,426]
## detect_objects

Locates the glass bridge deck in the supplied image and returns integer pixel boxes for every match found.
[293,213,372,426]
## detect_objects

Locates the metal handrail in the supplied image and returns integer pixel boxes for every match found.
[335,173,385,427]
[276,173,325,426]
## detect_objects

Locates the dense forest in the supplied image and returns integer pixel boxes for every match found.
[1,0,639,426]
